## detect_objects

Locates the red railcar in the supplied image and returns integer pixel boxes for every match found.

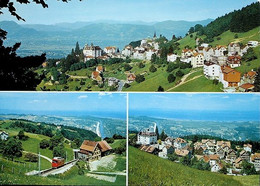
[52,157,65,168]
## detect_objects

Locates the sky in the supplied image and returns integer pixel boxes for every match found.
[0,0,257,24]
[0,92,126,117]
[129,93,260,121]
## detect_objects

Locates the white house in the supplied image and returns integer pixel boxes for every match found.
[201,43,209,48]
[133,50,146,60]
[0,131,9,141]
[167,53,178,62]
[228,43,241,56]
[121,45,133,57]
[145,49,157,60]
[191,53,204,68]
[243,144,252,153]
[248,41,258,47]
[137,128,157,145]
[251,153,260,171]
[174,138,187,149]
[83,43,103,62]
[108,77,119,87]
[214,46,227,57]
[164,137,174,146]
[203,48,214,61]
[204,62,220,80]
[104,46,117,55]
[211,163,223,172]
[158,145,174,159]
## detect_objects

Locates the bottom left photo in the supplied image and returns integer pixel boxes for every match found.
[0,92,127,185]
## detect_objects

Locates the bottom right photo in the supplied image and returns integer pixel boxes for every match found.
[128,93,260,186]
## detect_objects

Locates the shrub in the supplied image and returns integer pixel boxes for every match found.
[168,74,176,83]
[149,65,157,72]
[135,74,145,83]
[40,139,50,149]
[25,153,38,162]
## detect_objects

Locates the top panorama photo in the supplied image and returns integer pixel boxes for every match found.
[0,0,259,92]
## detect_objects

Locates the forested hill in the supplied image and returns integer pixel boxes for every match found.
[189,2,260,41]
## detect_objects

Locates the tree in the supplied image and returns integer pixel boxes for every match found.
[53,144,66,159]
[242,48,257,62]
[180,155,191,166]
[49,134,64,150]
[135,74,145,83]
[105,138,114,143]
[3,138,23,160]
[157,86,164,92]
[75,41,80,55]
[124,63,132,71]
[159,130,167,141]
[0,0,77,90]
[138,62,145,68]
[168,74,176,83]
[40,139,50,149]
[17,130,28,140]
[25,153,38,162]
[168,153,178,162]
[241,160,257,175]
[149,64,157,73]
[175,70,184,77]
[219,166,228,174]
[188,27,195,34]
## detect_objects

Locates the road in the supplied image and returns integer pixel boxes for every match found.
[117,80,125,91]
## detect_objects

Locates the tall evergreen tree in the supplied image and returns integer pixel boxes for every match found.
[75,41,80,55]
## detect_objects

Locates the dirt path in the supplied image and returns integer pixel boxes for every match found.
[86,173,117,182]
[68,75,89,79]
[89,155,116,171]
[166,69,202,92]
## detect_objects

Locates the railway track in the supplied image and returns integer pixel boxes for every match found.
[40,159,78,177]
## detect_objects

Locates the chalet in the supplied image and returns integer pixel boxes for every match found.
[243,144,252,153]
[133,50,146,60]
[241,45,249,55]
[219,66,241,88]
[239,83,254,92]
[216,148,225,159]
[78,140,112,161]
[203,155,220,166]
[191,53,204,68]
[104,46,117,55]
[250,153,260,171]
[167,53,178,62]
[201,139,216,150]
[211,163,223,172]
[83,43,103,62]
[181,49,194,63]
[96,66,104,73]
[227,55,241,68]
[174,138,187,149]
[108,77,119,87]
[203,47,214,61]
[242,71,257,84]
[234,158,243,169]
[204,62,220,80]
[121,45,133,57]
[216,141,231,149]
[139,145,157,154]
[239,150,250,161]
[226,149,236,162]
[0,131,8,141]
[159,145,174,159]
[211,55,227,66]
[91,71,103,82]
[214,46,227,57]
[137,128,157,145]
[127,73,136,83]
[175,149,190,157]
[164,137,174,146]
[228,43,241,56]
[146,49,158,60]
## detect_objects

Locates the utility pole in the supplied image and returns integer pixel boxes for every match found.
[66,151,67,162]
[38,151,41,175]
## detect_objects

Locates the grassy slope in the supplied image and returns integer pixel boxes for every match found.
[129,146,259,186]
[170,71,223,92]
[123,61,189,91]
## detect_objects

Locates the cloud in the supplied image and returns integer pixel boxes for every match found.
[78,95,88,99]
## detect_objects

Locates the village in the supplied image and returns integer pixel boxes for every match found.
[134,124,260,176]
[62,33,258,92]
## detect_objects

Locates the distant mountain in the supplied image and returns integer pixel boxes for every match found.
[0,19,213,58]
